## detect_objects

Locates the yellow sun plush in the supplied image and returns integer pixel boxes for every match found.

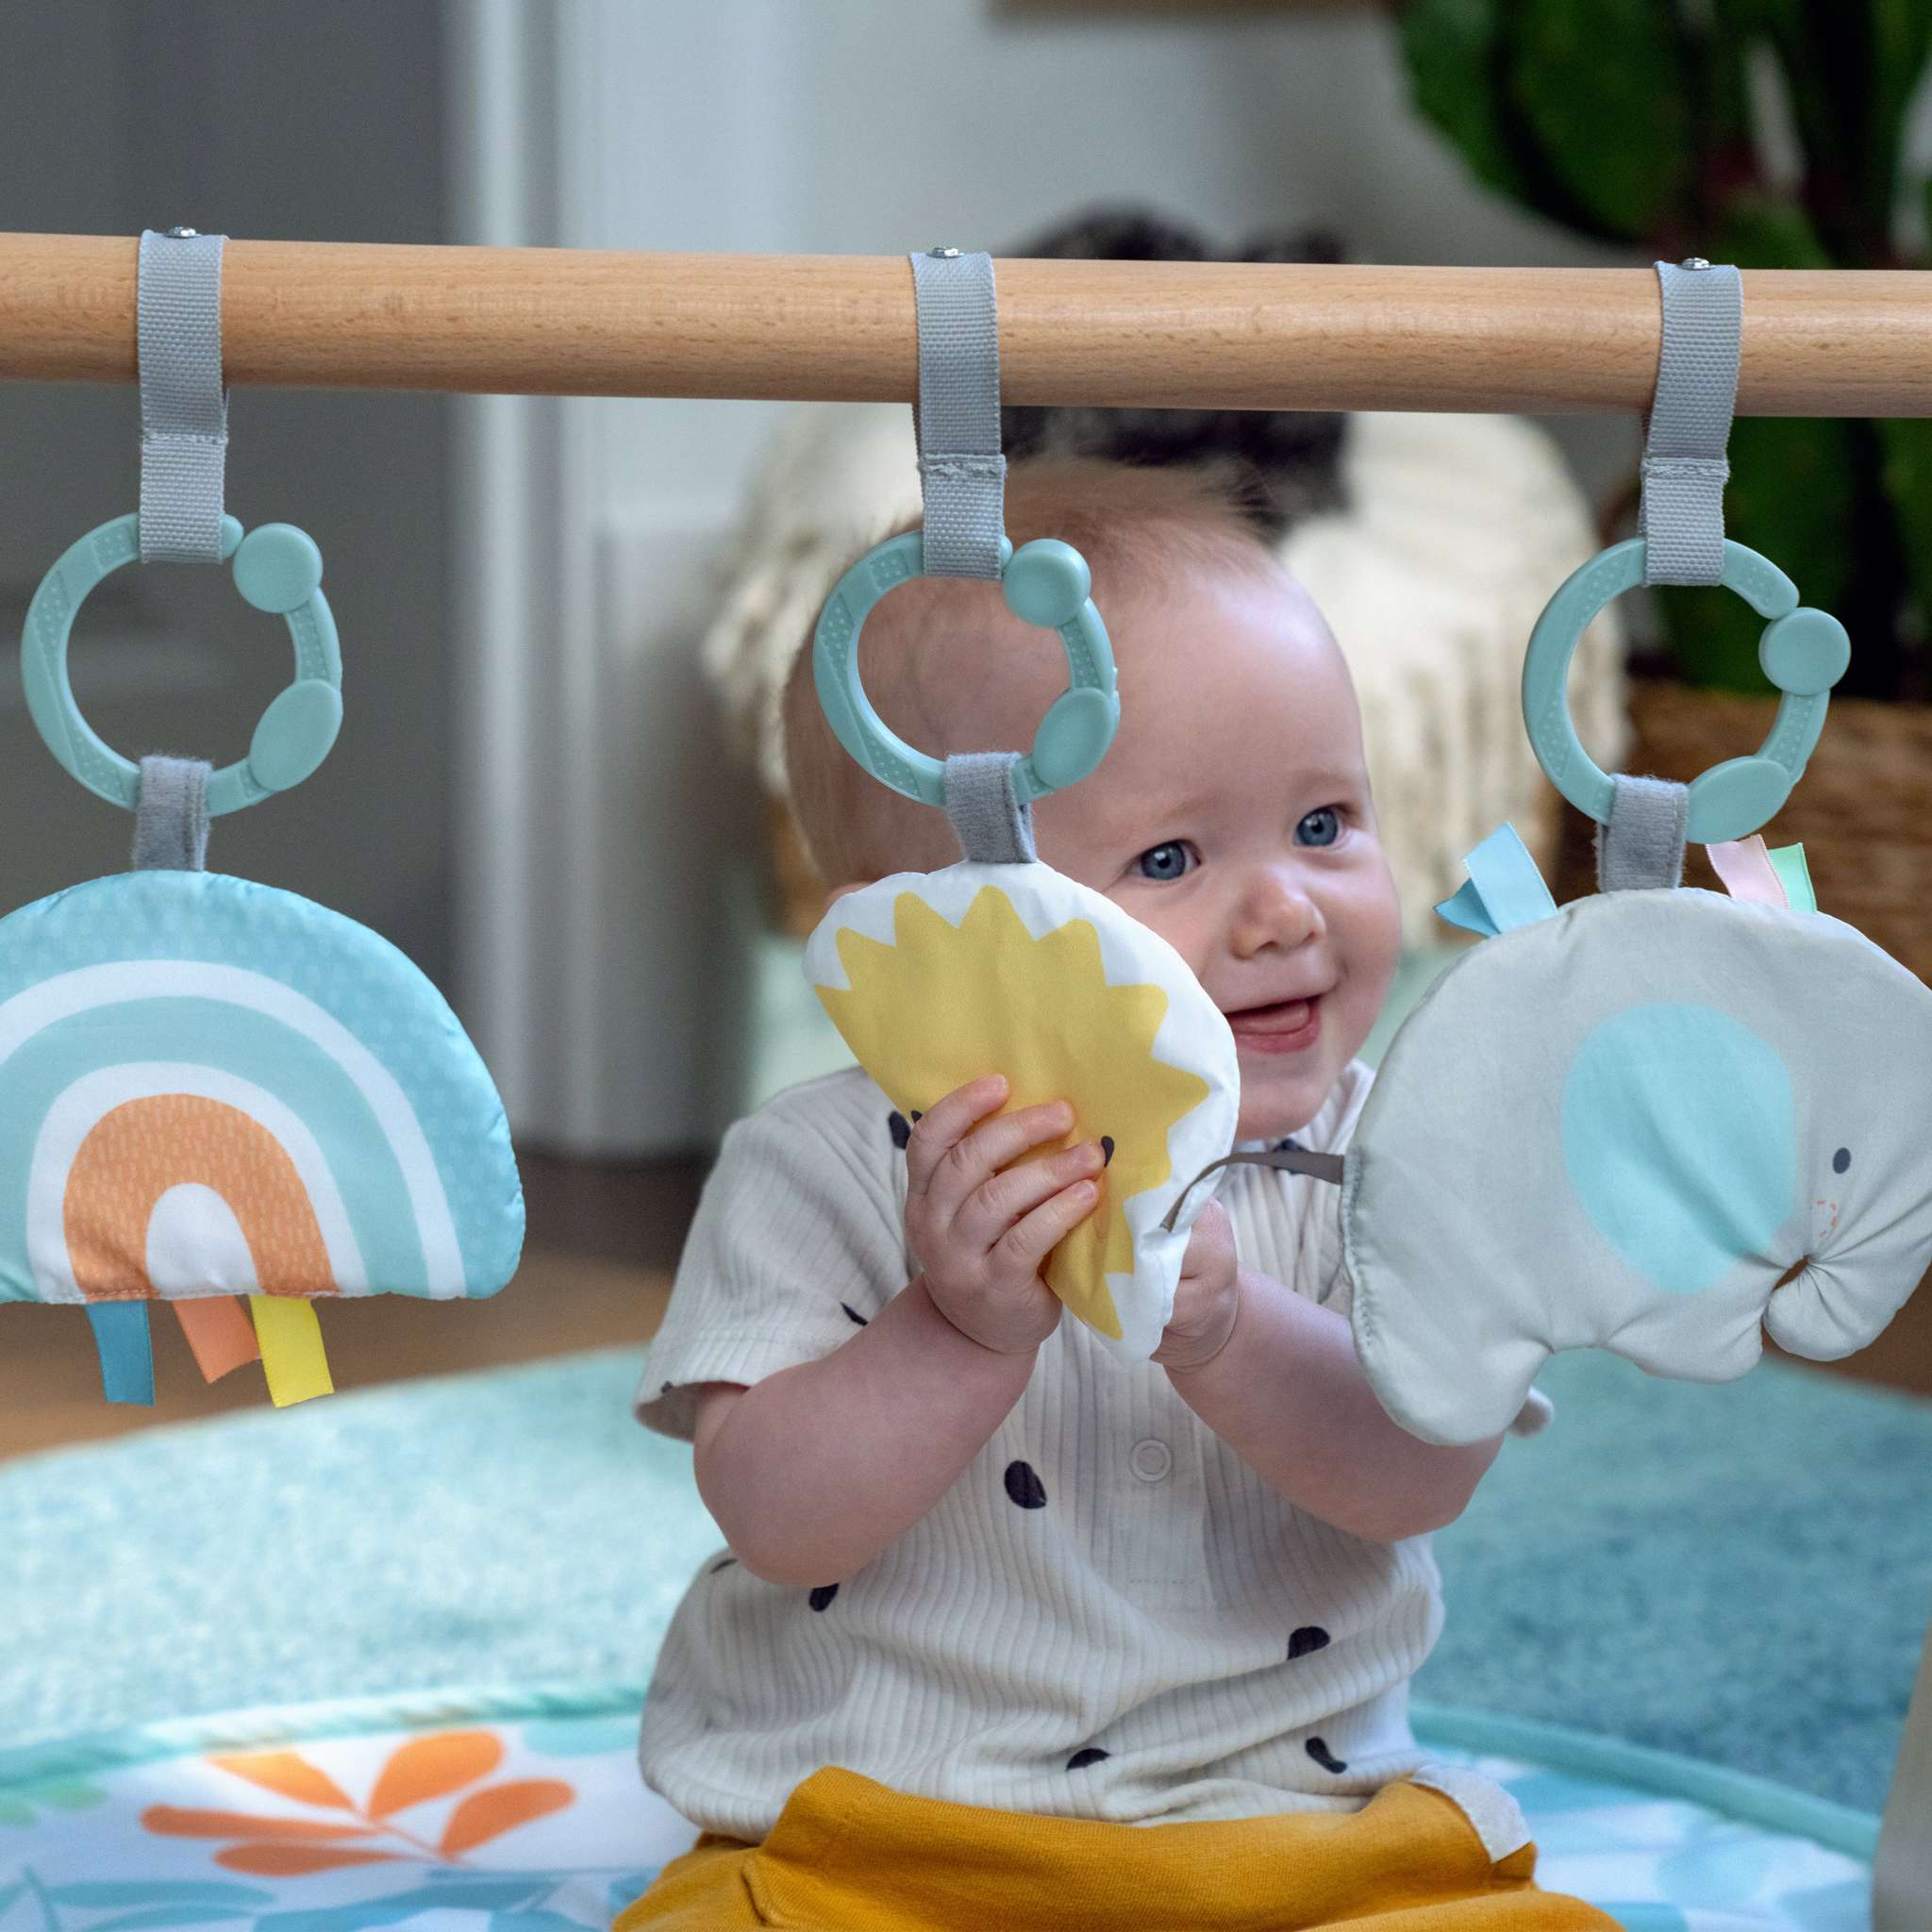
[808,861,1241,1359]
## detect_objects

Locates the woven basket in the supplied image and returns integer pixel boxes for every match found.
[1552,682,1932,987]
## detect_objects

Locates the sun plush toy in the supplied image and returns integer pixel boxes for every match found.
[806,434,1241,1362]
[809,861,1239,1360]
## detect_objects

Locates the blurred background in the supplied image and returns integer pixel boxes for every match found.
[2,0,1929,1448]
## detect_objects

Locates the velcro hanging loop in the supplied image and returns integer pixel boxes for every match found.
[137,228,229,563]
[133,755,213,872]
[1640,259,1741,586]
[1596,774,1690,892]
[944,752,1036,864]
[910,249,1006,579]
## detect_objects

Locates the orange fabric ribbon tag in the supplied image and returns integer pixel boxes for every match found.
[172,1296,262,1384]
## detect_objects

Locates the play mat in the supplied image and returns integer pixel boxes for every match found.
[2,1344,1922,1930]
[0,1687,1879,1930]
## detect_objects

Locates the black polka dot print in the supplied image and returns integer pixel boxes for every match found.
[1100,1136,1115,1166]
[841,1303,869,1326]
[888,1111,912,1149]
[808,1584,840,1612]
[1066,1747,1109,1771]
[659,1381,674,1396]
[1305,1738,1347,1774]
[709,1557,737,1574]
[1833,1146,1852,1174]
[1288,1625,1330,1661]
[1274,1137,1305,1153]
[1004,1460,1048,1509]
[910,1110,923,1124]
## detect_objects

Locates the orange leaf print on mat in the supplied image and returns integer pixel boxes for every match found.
[206,1750,356,1810]
[217,1845,401,1876]
[368,1730,505,1818]
[142,1807,377,1840]
[441,1778,574,1854]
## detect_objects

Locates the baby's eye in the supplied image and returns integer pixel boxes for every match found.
[1295,807,1342,848]
[1135,841,1195,883]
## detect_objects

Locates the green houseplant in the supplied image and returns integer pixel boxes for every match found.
[1400,1,1932,700]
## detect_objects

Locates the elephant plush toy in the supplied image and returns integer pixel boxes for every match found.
[1343,824,1932,1444]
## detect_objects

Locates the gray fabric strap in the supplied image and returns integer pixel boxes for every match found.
[132,756,211,872]
[943,752,1036,864]
[1595,774,1689,892]
[909,249,1006,579]
[1640,259,1740,586]
[1161,1148,1346,1232]
[138,227,229,563]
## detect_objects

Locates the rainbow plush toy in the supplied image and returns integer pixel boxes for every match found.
[0,867,525,1407]
[6,509,524,1407]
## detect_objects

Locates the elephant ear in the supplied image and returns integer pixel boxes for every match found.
[1559,1002,1795,1300]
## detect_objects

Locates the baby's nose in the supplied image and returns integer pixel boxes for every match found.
[1232,872,1322,951]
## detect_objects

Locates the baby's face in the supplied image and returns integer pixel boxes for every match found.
[1031,567,1402,1141]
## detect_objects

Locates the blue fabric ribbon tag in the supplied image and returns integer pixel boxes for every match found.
[1436,822,1559,940]
[86,1302,157,1407]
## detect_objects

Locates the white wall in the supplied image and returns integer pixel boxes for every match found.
[583,2,1635,519]
[453,0,1638,1156]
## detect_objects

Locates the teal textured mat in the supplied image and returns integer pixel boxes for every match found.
[0,1344,1925,1815]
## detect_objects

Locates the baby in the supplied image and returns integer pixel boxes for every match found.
[618,462,1611,1930]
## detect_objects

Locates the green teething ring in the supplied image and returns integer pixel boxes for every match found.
[1523,538,1849,844]
[813,530,1119,808]
[22,512,343,815]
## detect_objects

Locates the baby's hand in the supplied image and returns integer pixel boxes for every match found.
[1153,1199,1241,1373]
[905,1074,1104,1357]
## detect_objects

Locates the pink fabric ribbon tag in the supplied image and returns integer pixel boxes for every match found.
[1707,835,1790,908]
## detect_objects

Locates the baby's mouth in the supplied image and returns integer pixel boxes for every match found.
[1225,996,1322,1047]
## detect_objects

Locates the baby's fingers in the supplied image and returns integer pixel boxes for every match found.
[904,1075,1008,1194]
[993,1175,1100,1281]
[958,1141,1104,1251]
[918,1098,1076,1225]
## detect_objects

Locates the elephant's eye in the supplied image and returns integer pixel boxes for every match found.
[1832,1146,1851,1174]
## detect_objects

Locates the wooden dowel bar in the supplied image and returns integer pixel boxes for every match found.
[4,231,1932,416]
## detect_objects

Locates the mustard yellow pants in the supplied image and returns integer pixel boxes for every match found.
[613,1767,1618,1931]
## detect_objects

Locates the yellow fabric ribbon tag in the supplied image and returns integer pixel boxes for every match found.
[248,1294,334,1407]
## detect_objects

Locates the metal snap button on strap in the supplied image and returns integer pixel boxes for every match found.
[1129,1439,1172,1483]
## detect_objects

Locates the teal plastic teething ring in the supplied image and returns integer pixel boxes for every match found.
[21,512,343,815]
[1522,538,1850,844]
[812,530,1119,808]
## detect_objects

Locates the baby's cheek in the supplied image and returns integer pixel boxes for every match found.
[1354,862,1405,974]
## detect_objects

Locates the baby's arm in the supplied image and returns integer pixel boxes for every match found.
[693,1076,1103,1587]
[1161,1204,1503,1543]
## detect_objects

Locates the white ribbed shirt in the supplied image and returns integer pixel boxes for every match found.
[635,1061,1502,1844]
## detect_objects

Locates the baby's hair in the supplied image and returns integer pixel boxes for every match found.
[781,458,1291,891]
